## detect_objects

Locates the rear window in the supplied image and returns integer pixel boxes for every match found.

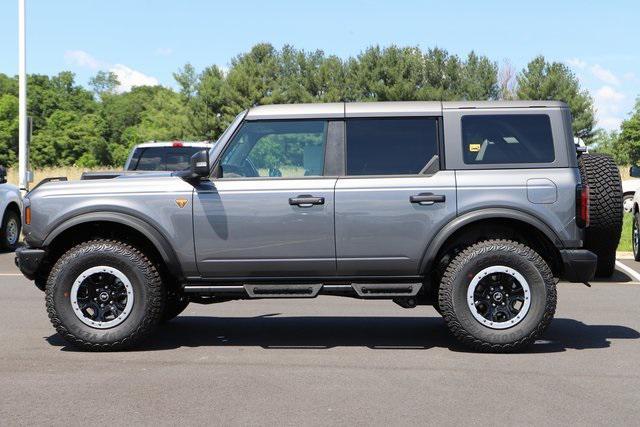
[461,114,554,165]
[346,118,438,175]
[127,146,204,171]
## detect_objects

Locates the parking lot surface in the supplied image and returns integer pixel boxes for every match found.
[1,252,639,425]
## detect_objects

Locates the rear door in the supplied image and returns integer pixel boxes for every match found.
[335,115,457,276]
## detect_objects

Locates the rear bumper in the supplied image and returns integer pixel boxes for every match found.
[560,249,597,283]
[14,245,46,281]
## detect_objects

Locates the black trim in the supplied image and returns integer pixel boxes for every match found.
[324,121,345,176]
[14,245,46,281]
[184,275,423,284]
[419,208,564,274]
[560,249,597,283]
[41,211,184,279]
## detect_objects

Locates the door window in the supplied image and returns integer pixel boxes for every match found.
[346,118,438,175]
[220,120,327,178]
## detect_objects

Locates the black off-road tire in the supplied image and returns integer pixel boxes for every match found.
[0,209,21,251]
[46,240,165,351]
[162,287,189,322]
[578,153,623,277]
[438,240,557,353]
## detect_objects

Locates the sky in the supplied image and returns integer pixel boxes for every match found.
[0,0,638,131]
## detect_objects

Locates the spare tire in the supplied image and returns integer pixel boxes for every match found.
[578,153,623,277]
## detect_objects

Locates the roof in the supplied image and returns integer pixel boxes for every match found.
[442,100,568,109]
[245,100,568,119]
[135,141,213,148]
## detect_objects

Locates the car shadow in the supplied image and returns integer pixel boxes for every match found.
[46,316,640,353]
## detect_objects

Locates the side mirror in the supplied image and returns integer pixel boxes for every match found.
[0,166,6,184]
[188,150,210,179]
[629,166,640,178]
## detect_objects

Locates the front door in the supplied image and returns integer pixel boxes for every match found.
[193,119,337,278]
[335,117,457,276]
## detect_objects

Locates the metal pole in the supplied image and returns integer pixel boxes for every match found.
[18,0,28,191]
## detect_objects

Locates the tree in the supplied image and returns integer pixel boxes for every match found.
[89,71,120,97]
[619,98,640,164]
[0,94,19,166]
[31,111,108,167]
[126,89,193,143]
[592,129,627,165]
[173,63,198,101]
[516,56,595,137]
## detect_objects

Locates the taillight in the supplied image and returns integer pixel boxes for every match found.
[172,141,183,147]
[576,184,590,228]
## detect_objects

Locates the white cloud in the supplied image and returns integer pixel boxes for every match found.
[109,64,159,92]
[566,58,586,69]
[63,50,159,93]
[155,47,173,56]
[594,85,626,131]
[64,50,102,69]
[590,64,620,86]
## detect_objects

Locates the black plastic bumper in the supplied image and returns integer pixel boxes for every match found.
[560,249,597,283]
[14,245,46,281]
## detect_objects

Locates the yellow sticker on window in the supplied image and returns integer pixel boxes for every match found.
[469,143,481,152]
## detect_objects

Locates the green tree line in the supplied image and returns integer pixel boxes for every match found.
[2,42,628,169]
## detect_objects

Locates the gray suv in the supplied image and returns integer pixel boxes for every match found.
[15,101,622,352]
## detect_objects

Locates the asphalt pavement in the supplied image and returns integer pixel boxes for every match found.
[1,252,639,426]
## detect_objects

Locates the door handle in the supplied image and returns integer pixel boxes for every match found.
[289,195,325,207]
[410,193,446,205]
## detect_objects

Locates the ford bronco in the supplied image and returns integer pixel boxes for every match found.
[15,101,622,352]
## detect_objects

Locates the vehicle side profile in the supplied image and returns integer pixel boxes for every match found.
[0,166,22,251]
[15,101,622,352]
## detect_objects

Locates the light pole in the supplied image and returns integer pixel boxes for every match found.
[18,0,29,192]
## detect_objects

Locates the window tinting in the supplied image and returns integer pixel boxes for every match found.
[346,118,438,175]
[128,147,204,171]
[220,120,327,178]
[461,114,554,165]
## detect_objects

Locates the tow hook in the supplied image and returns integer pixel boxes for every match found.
[582,281,591,288]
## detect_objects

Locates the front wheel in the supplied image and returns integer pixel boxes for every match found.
[0,210,21,251]
[438,240,556,352]
[46,240,165,350]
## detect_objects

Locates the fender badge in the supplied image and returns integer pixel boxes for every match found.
[175,198,188,208]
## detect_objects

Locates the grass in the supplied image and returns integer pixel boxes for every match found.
[619,213,633,252]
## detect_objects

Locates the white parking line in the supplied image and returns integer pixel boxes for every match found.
[615,260,640,282]
[0,273,22,276]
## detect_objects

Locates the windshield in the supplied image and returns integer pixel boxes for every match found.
[127,146,205,171]
[209,111,247,165]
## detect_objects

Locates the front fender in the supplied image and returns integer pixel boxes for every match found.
[42,211,184,279]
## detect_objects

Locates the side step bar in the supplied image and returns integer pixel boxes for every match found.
[183,283,422,299]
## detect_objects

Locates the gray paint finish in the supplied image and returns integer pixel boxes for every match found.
[335,172,457,275]
[455,168,582,246]
[193,178,337,277]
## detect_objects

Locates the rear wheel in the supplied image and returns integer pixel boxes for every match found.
[438,240,556,352]
[46,240,165,350]
[578,154,623,277]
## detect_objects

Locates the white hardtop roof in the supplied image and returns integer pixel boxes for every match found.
[135,141,213,148]
[245,100,568,119]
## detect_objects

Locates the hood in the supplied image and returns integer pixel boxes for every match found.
[28,173,192,198]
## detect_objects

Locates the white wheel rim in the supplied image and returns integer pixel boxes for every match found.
[6,218,18,245]
[70,266,134,329]
[467,265,532,330]
[624,197,633,213]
